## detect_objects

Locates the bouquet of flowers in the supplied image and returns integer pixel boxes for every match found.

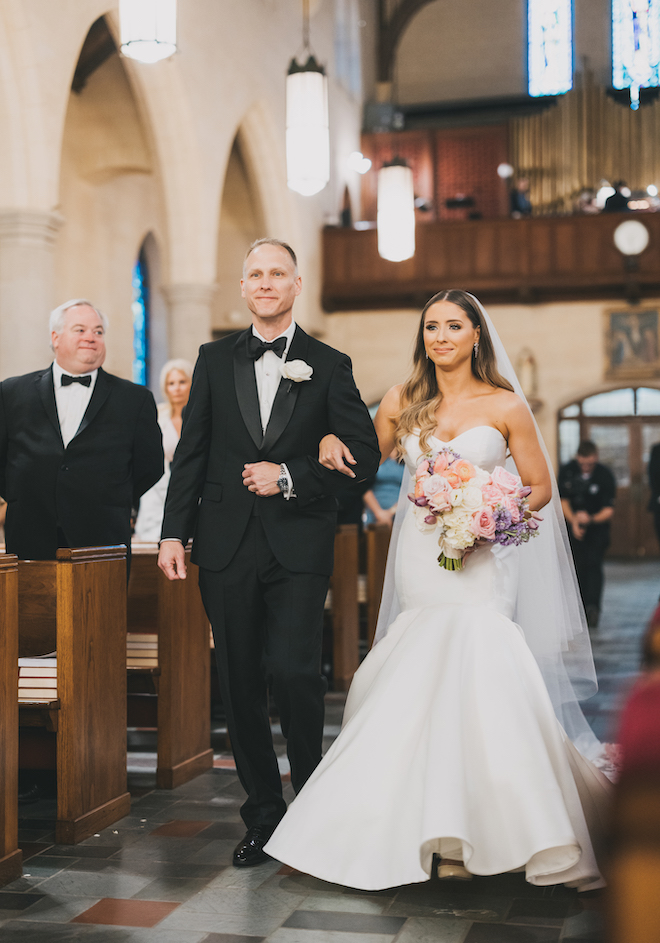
[408,447,541,570]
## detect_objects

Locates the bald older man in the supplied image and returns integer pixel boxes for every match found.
[0,299,163,560]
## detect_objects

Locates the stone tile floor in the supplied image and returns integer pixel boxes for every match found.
[2,561,658,942]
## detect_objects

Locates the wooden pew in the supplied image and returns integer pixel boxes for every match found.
[365,524,392,647]
[18,546,130,844]
[0,554,21,886]
[329,524,360,691]
[128,542,213,789]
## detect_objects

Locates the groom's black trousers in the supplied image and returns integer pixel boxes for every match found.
[198,514,329,831]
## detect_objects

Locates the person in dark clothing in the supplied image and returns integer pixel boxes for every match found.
[559,441,616,629]
[510,177,532,217]
[648,442,660,547]
[603,180,630,213]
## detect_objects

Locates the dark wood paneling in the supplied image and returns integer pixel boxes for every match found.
[0,555,21,886]
[323,213,660,310]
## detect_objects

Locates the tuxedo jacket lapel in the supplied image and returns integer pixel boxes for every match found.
[75,368,111,440]
[260,326,309,455]
[37,367,63,446]
[233,331,263,450]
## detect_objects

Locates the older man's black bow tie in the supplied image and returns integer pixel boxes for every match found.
[246,335,286,360]
[61,374,92,387]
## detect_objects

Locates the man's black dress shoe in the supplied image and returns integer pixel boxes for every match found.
[17,783,41,805]
[232,825,273,867]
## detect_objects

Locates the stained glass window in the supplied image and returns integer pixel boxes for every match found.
[612,0,660,110]
[131,248,150,386]
[528,0,573,97]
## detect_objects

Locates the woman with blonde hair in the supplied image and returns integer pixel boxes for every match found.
[134,359,192,541]
[265,289,611,891]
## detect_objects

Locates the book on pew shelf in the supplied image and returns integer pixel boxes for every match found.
[18,666,57,677]
[19,689,59,699]
[126,649,159,658]
[19,677,57,688]
[18,657,57,667]
[126,643,158,651]
[127,657,159,667]
[127,634,158,643]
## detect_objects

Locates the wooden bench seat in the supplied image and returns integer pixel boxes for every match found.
[18,546,130,844]
[128,542,213,789]
[0,554,21,886]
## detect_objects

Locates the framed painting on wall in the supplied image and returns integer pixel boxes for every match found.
[605,308,660,380]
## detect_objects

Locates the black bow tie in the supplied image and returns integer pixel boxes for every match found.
[61,374,92,387]
[246,334,287,361]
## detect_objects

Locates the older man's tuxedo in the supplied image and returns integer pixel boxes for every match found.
[162,325,379,830]
[0,365,164,560]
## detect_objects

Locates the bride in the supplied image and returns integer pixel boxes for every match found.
[264,289,612,891]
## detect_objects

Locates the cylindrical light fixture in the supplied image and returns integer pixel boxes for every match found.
[377,159,415,262]
[120,0,177,64]
[286,54,330,196]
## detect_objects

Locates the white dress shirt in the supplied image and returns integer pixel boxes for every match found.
[52,360,98,448]
[252,319,296,431]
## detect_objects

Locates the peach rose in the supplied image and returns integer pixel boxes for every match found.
[433,452,450,474]
[470,507,496,539]
[444,471,461,489]
[452,459,476,482]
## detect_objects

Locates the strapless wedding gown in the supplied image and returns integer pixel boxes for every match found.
[265,427,611,891]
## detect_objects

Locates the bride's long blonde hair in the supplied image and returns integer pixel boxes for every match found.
[395,290,514,456]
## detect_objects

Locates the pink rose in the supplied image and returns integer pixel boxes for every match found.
[491,465,521,495]
[418,460,430,475]
[428,489,452,513]
[502,495,521,522]
[433,453,450,474]
[481,483,505,505]
[470,507,496,539]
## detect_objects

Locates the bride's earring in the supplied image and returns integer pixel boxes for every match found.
[473,342,479,357]
[426,352,429,360]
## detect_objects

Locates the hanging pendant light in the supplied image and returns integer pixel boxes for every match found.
[286,1,330,196]
[120,0,177,64]
[377,159,415,262]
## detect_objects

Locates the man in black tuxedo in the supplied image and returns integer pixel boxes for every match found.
[0,299,163,561]
[648,442,660,547]
[159,239,379,866]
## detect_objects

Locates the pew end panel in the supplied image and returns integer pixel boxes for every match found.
[0,554,22,886]
[330,525,360,692]
[129,542,213,789]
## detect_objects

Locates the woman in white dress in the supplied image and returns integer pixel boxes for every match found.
[264,290,612,891]
[134,359,192,541]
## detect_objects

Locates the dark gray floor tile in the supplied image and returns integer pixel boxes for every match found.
[46,845,122,859]
[464,924,561,942]
[0,893,46,911]
[199,822,246,841]
[0,923,93,941]
[108,836,213,863]
[64,859,223,880]
[282,909,406,934]
[506,897,582,923]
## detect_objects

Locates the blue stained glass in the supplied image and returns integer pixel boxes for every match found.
[528,0,573,97]
[613,0,660,109]
[131,251,149,386]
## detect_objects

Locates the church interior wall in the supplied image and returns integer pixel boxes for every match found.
[394,0,612,105]
[323,296,660,468]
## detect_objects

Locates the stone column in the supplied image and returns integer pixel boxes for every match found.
[0,210,64,379]
[163,283,217,366]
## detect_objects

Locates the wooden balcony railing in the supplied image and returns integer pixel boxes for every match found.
[322,212,660,310]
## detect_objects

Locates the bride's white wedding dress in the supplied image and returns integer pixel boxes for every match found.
[265,427,611,891]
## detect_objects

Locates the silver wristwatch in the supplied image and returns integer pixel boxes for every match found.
[277,464,288,493]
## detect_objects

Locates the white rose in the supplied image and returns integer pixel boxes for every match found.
[423,475,449,499]
[281,359,313,382]
[450,488,464,507]
[462,486,483,511]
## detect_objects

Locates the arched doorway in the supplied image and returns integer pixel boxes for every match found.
[558,387,660,557]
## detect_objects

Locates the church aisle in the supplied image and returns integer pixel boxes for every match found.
[2,561,654,942]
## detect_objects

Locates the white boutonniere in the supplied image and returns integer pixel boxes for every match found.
[281,359,313,383]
